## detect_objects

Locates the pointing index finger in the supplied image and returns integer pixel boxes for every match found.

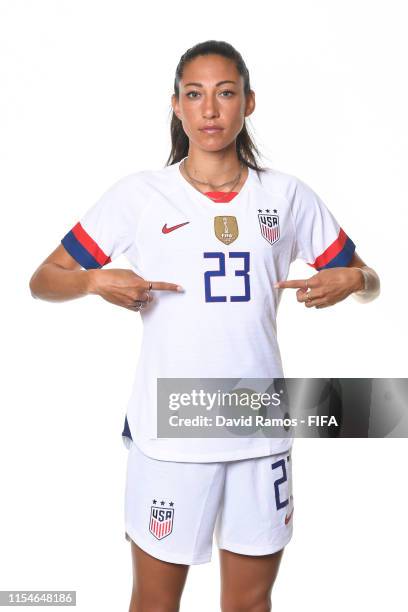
[274,279,309,289]
[147,281,184,292]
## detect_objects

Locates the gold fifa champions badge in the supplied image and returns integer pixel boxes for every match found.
[214,216,239,245]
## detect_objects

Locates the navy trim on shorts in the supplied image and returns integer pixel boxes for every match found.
[122,415,133,441]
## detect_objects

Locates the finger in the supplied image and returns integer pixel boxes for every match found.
[122,288,153,304]
[126,298,141,308]
[275,279,310,289]
[137,290,154,303]
[298,291,321,303]
[147,281,184,292]
[129,298,150,310]
[124,303,142,312]
[99,292,147,312]
[296,288,308,301]
[305,298,329,308]
[128,299,151,311]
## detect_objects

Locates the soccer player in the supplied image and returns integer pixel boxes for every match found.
[29,40,380,611]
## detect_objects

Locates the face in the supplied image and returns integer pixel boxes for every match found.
[171,54,255,152]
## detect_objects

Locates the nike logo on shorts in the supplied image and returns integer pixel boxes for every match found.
[285,508,294,525]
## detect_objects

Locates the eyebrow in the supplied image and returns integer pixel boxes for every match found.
[183,80,237,87]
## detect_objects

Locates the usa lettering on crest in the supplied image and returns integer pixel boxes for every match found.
[258,211,280,245]
[149,505,174,540]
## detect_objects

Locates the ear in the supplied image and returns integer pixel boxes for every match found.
[244,90,256,118]
[171,94,181,120]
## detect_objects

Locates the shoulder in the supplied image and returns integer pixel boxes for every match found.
[119,164,178,186]
[110,164,178,196]
[259,166,326,208]
[254,166,310,201]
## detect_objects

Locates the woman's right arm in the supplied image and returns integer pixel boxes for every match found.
[29,244,95,302]
[29,244,182,310]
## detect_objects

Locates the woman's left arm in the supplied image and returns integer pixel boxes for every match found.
[345,252,381,304]
[274,252,381,308]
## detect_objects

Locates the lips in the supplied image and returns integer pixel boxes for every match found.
[200,127,223,134]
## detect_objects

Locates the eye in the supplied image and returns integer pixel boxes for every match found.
[185,90,235,99]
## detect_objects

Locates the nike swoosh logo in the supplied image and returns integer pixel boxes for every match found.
[285,508,294,525]
[162,222,190,234]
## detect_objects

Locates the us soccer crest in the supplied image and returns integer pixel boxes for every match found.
[258,209,280,245]
[149,501,174,540]
[214,215,239,244]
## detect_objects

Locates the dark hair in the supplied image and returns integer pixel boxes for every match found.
[165,40,267,180]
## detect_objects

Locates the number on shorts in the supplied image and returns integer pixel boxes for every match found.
[271,458,289,510]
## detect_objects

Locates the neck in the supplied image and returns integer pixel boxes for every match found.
[183,148,242,185]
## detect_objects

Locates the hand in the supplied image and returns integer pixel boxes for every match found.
[274,267,363,309]
[87,268,183,312]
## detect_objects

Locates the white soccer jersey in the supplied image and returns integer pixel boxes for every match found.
[61,157,356,462]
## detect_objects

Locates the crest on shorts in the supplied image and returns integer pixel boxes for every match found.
[149,501,174,540]
[258,209,280,245]
[214,215,239,244]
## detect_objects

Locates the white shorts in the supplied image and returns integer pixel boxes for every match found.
[124,440,294,565]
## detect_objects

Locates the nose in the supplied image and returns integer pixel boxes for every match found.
[202,94,220,118]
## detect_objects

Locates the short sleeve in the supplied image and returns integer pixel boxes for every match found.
[291,178,356,270]
[61,175,139,269]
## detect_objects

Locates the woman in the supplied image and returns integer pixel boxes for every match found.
[29,40,380,611]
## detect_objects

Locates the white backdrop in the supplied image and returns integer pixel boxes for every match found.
[1,1,407,610]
